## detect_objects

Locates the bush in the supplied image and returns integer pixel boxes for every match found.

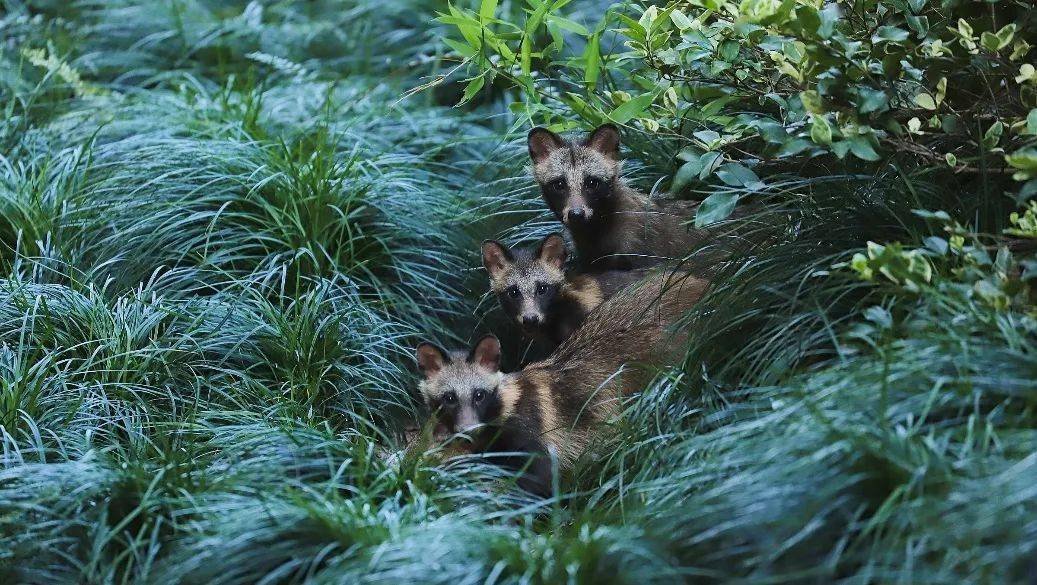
[442,0,1037,220]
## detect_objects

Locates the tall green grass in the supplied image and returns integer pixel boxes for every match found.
[1,1,1034,583]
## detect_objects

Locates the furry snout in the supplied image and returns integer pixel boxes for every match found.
[564,206,591,224]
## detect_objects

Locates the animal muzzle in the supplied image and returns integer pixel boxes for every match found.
[521,314,542,328]
[455,409,482,435]
[564,206,591,224]
[559,203,593,226]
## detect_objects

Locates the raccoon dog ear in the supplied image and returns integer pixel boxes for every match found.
[467,334,501,372]
[415,342,449,377]
[583,124,620,159]
[527,127,565,163]
[481,240,513,280]
[537,233,567,270]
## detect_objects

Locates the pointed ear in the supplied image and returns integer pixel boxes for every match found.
[528,127,565,163]
[583,124,620,159]
[537,233,567,270]
[481,240,512,280]
[416,342,449,377]
[467,334,501,372]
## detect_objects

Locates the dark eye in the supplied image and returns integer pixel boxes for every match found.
[507,286,521,298]
[585,176,602,189]
[442,391,457,405]
[548,178,566,191]
[535,283,549,296]
[473,389,487,403]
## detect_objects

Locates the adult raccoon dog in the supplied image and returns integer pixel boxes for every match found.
[415,270,707,494]
[481,233,645,345]
[527,124,713,271]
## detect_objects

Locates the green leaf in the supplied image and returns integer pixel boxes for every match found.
[757,0,796,26]
[1016,63,1036,84]
[616,14,647,42]
[441,11,484,49]
[710,60,732,76]
[957,19,973,39]
[754,120,789,144]
[1018,179,1037,203]
[521,1,550,75]
[677,146,703,162]
[996,23,1016,48]
[935,77,947,105]
[698,151,724,179]
[670,9,693,30]
[546,14,589,36]
[981,32,1001,52]
[872,26,909,43]
[715,163,762,188]
[809,114,832,145]
[800,90,823,114]
[638,5,658,32]
[520,36,532,75]
[672,159,703,192]
[1027,109,1037,135]
[913,93,937,110]
[818,4,839,38]
[693,130,721,145]
[776,138,814,157]
[783,40,806,63]
[945,152,957,167]
[1006,149,1037,172]
[608,92,655,124]
[695,192,740,226]
[908,0,927,12]
[848,136,881,161]
[912,209,952,221]
[924,236,948,255]
[443,37,478,58]
[857,88,888,114]
[832,140,851,159]
[794,6,820,37]
[459,75,485,105]
[1011,40,1031,61]
[983,121,1003,149]
[906,15,928,36]
[479,0,498,22]
[720,40,739,62]
[583,33,600,89]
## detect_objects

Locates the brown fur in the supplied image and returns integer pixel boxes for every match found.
[483,234,647,345]
[529,125,717,270]
[581,183,709,269]
[491,269,707,470]
[563,274,604,313]
[415,272,707,494]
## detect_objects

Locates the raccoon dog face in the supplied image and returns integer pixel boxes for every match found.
[481,234,567,335]
[415,335,504,435]
[527,124,622,227]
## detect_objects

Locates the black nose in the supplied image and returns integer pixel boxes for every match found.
[567,208,586,222]
[522,315,540,327]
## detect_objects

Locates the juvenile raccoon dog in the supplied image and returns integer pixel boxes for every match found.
[528,124,711,271]
[481,233,645,345]
[415,270,707,494]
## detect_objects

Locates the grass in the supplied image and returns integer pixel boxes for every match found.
[1,1,1035,583]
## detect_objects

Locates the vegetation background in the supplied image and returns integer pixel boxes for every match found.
[1,0,1035,582]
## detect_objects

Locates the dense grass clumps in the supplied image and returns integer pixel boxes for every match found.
[0,2,505,580]
[639,288,1037,581]
[2,0,1036,583]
